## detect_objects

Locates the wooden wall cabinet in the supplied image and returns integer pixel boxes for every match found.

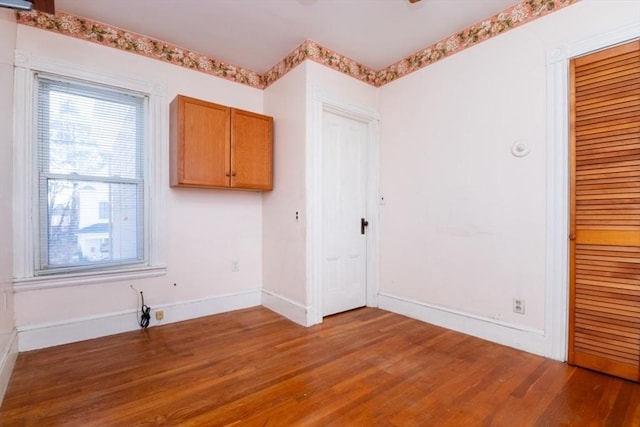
[170,95,273,191]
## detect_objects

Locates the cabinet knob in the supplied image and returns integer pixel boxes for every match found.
[232,171,237,177]
[225,172,230,177]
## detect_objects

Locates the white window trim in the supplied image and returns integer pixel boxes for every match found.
[13,51,167,291]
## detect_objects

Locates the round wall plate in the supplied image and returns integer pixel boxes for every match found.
[511,140,531,157]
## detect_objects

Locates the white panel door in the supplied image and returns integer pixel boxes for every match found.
[322,111,368,317]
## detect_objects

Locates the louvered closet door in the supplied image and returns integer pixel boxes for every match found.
[568,39,640,382]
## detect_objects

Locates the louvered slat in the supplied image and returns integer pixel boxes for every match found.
[574,79,640,105]
[575,261,640,363]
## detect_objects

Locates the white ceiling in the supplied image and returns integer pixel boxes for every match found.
[55,0,520,73]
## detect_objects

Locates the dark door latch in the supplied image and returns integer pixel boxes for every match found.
[361,218,369,235]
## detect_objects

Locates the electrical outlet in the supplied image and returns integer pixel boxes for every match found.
[513,298,525,315]
[232,260,239,272]
[155,310,164,321]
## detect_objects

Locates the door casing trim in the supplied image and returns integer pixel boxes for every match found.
[307,87,380,325]
[545,21,640,361]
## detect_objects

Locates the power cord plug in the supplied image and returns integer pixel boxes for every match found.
[139,291,150,329]
[131,285,151,329]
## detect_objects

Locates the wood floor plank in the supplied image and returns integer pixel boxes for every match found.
[1,307,639,426]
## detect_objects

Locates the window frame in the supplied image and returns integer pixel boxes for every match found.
[13,51,167,290]
[36,76,147,274]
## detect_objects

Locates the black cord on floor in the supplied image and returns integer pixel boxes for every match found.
[139,291,150,329]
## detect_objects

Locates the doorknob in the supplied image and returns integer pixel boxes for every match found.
[361,218,369,235]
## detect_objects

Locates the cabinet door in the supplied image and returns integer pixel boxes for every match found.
[171,96,230,187]
[231,109,273,190]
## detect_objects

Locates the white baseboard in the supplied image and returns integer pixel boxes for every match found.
[153,288,262,325]
[262,289,311,326]
[378,292,548,357]
[0,329,18,405]
[17,289,262,351]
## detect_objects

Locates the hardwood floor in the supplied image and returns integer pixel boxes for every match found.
[1,307,639,426]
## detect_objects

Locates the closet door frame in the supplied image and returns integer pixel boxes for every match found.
[568,39,639,380]
[544,23,639,362]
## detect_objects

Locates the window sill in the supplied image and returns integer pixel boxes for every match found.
[13,265,167,292]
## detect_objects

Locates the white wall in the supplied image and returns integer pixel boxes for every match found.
[306,61,379,110]
[0,8,18,404]
[262,60,378,324]
[262,64,308,310]
[378,0,640,357]
[13,26,266,349]
[7,0,638,359]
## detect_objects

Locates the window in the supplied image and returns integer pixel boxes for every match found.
[98,201,110,220]
[36,76,146,274]
[13,53,166,287]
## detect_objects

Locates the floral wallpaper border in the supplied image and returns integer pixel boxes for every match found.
[17,0,579,90]
[16,11,264,88]
[262,40,377,88]
[375,0,579,86]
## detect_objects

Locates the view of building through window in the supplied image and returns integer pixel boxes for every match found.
[38,77,145,271]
